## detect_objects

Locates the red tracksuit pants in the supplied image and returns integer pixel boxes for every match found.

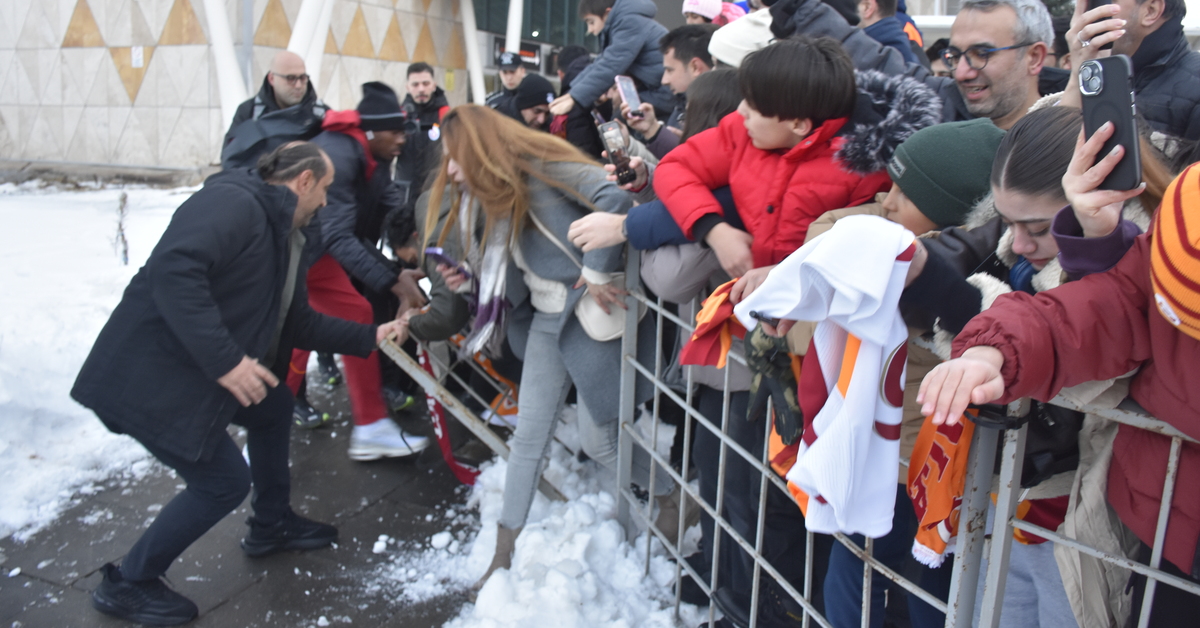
[287,254,387,426]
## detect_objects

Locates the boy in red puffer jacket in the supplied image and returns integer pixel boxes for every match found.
[654,36,941,301]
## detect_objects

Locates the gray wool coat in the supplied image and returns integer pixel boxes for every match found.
[501,160,657,425]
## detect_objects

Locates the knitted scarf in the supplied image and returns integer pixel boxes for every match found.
[459,194,511,357]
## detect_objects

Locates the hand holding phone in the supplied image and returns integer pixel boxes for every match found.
[424,247,472,280]
[614,76,643,119]
[597,120,637,185]
[1079,55,1141,191]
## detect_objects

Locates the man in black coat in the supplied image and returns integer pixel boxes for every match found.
[220,51,328,169]
[395,62,450,202]
[1075,0,1200,141]
[297,81,430,461]
[73,143,406,626]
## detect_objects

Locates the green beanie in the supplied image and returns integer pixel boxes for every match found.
[886,119,1006,228]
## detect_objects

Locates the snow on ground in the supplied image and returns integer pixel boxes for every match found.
[1,181,708,626]
[0,181,189,540]
[366,410,709,628]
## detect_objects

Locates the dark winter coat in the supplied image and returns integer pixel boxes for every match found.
[1129,16,1200,142]
[769,0,1068,124]
[396,88,451,192]
[309,130,407,294]
[864,16,919,65]
[71,169,376,463]
[655,70,942,267]
[220,77,327,169]
[485,86,517,113]
[567,0,673,115]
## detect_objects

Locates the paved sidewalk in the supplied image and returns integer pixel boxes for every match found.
[0,378,474,627]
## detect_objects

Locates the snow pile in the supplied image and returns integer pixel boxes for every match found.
[367,410,707,628]
[0,183,189,540]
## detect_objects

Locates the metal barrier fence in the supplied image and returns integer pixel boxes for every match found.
[605,251,1200,628]
[380,246,1200,628]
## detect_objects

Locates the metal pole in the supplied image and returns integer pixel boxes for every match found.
[305,0,336,92]
[460,0,488,104]
[242,0,253,94]
[945,424,999,628]
[203,0,248,133]
[287,0,323,57]
[505,0,523,54]
[978,425,1028,627]
[1137,436,1183,628]
[615,249,640,535]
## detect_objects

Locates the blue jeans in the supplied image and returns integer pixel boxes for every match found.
[823,483,920,628]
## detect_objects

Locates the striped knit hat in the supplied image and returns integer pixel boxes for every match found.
[1150,163,1200,341]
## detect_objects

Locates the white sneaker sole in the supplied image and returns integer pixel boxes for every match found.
[348,439,431,461]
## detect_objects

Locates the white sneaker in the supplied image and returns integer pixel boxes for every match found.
[348,418,431,461]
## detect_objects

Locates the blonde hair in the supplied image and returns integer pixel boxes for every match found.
[424,104,600,253]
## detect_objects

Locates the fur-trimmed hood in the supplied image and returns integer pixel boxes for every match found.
[836,70,943,175]
[930,192,1155,359]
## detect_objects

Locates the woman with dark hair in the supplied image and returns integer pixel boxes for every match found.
[679,68,741,141]
[423,104,674,590]
[880,106,1172,627]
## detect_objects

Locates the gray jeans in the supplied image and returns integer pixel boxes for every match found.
[499,312,672,529]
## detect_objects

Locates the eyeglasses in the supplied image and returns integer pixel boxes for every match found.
[941,42,1035,70]
[272,72,309,84]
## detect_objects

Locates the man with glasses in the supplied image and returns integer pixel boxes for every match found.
[769,0,1060,130]
[221,51,328,169]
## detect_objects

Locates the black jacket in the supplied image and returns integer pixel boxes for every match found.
[71,169,375,462]
[1130,16,1200,142]
[396,88,450,191]
[221,77,327,169]
[309,130,407,294]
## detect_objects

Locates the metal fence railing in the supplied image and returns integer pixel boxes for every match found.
[381,245,1199,628]
[606,251,1200,628]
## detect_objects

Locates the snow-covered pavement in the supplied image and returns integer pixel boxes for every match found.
[0,182,704,626]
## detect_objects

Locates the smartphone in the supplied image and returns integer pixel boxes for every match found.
[1087,0,1115,51]
[590,110,607,126]
[750,310,782,328]
[598,120,637,185]
[424,247,472,280]
[614,75,643,119]
[1079,55,1142,191]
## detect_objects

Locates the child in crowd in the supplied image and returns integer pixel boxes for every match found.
[653,36,939,296]
[682,0,746,26]
[549,0,673,118]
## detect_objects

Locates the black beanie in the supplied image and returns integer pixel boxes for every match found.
[357,81,408,132]
[513,74,556,111]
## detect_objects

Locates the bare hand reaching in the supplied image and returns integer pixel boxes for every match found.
[1060,2,1124,108]
[217,356,279,407]
[916,346,1007,425]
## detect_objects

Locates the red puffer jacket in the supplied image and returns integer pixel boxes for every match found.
[952,234,1200,574]
[655,112,885,267]
[653,71,943,268]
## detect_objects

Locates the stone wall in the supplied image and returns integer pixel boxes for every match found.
[0,0,469,168]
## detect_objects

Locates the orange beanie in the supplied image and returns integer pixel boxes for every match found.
[1150,162,1200,341]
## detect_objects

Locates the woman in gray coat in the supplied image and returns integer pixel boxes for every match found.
[423,105,675,589]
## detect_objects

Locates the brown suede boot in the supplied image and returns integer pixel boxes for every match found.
[654,489,702,548]
[473,524,521,591]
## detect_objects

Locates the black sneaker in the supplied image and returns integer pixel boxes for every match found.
[317,353,342,386]
[91,563,198,626]
[293,398,331,429]
[382,386,416,414]
[240,509,338,557]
